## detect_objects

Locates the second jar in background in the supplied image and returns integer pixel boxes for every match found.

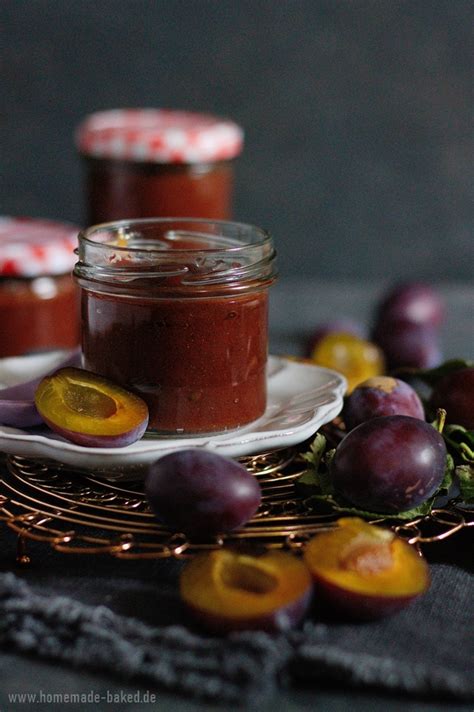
[0,217,80,357]
[75,109,244,225]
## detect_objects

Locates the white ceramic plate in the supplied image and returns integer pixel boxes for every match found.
[0,351,346,474]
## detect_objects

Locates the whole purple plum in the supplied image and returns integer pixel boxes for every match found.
[344,376,425,430]
[430,367,474,429]
[372,321,442,370]
[375,282,444,329]
[331,416,447,513]
[145,449,261,537]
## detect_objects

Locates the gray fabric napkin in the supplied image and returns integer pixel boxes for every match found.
[0,571,290,705]
[1,562,473,705]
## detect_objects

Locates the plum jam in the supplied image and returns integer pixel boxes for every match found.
[74,219,277,435]
[0,217,80,357]
[75,109,244,224]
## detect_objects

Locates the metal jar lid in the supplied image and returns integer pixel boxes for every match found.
[75,109,244,164]
[0,216,79,277]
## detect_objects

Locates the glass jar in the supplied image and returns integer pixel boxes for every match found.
[75,109,244,224]
[0,217,80,357]
[74,218,277,435]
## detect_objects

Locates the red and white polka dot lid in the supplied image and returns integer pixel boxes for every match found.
[0,217,80,277]
[75,109,244,164]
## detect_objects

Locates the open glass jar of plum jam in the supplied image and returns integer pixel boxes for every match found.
[0,217,80,357]
[74,218,277,435]
[75,109,244,224]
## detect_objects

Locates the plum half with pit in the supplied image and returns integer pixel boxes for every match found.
[304,517,430,620]
[180,548,313,633]
[331,415,447,513]
[344,376,425,431]
[145,449,261,538]
[430,367,474,429]
[34,367,149,447]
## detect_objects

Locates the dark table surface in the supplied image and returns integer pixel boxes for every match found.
[1,278,473,712]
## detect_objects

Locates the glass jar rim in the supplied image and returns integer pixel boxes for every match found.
[78,217,272,254]
[75,218,277,294]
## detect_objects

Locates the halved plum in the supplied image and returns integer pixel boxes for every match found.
[304,517,430,619]
[180,548,313,633]
[34,367,149,447]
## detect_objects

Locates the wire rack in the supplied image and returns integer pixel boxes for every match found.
[0,444,472,564]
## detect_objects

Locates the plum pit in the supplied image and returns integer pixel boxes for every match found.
[62,382,118,419]
[219,556,279,595]
[339,538,394,576]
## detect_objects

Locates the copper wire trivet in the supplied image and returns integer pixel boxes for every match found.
[0,448,472,564]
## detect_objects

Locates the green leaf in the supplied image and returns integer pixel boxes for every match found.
[297,436,335,497]
[456,464,474,503]
[317,459,335,496]
[304,494,434,521]
[301,433,327,469]
[412,359,474,385]
[443,424,474,462]
[392,500,436,519]
[297,469,321,488]
[439,453,455,494]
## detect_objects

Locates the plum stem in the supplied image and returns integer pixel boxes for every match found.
[460,442,474,460]
[434,408,447,434]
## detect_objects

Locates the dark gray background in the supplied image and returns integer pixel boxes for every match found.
[2,0,473,281]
